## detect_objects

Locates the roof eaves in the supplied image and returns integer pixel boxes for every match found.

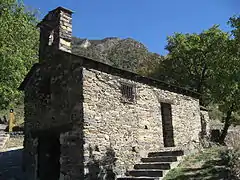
[18,63,42,91]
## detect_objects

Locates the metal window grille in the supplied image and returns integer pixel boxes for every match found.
[121,83,135,102]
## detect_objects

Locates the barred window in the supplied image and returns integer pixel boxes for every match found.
[120,83,136,103]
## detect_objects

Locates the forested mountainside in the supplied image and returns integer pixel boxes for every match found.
[72,37,164,73]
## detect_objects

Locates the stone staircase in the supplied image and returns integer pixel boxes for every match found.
[118,150,184,180]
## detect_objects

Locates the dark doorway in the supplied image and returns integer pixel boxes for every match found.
[37,132,60,180]
[161,103,175,147]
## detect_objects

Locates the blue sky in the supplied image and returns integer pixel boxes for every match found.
[23,0,239,55]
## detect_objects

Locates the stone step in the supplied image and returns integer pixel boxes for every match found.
[141,156,177,163]
[134,163,171,170]
[117,177,157,180]
[127,170,163,177]
[148,150,184,157]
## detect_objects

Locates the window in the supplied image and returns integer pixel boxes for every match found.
[120,83,136,103]
[48,30,54,46]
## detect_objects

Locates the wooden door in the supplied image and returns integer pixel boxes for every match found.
[37,133,60,180]
[161,103,175,147]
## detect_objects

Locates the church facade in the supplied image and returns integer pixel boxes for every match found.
[19,7,203,180]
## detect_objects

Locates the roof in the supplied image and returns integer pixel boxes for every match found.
[18,63,42,91]
[19,50,201,99]
[50,6,74,14]
[37,6,73,28]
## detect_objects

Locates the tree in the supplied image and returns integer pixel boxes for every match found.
[154,26,229,105]
[153,17,240,144]
[0,0,39,109]
[209,16,240,144]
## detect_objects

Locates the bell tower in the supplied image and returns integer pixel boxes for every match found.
[37,7,73,62]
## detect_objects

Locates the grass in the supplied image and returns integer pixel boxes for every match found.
[164,146,231,180]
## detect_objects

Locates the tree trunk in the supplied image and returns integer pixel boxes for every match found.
[218,105,234,145]
[197,64,207,94]
[197,64,207,106]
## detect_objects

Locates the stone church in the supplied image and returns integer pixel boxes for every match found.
[19,6,207,180]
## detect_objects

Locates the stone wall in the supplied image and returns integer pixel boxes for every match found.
[21,49,203,180]
[22,134,38,180]
[200,109,210,135]
[59,125,84,180]
[59,9,72,52]
[82,68,201,177]
[22,50,202,179]
[23,59,82,131]
[23,56,84,180]
[225,126,240,147]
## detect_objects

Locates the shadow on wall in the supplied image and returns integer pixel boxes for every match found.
[85,146,117,180]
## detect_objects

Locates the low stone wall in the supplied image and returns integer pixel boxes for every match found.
[225,127,240,147]
[200,109,210,135]
[82,68,201,177]
[209,124,240,146]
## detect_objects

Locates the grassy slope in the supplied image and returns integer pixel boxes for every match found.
[164,147,231,180]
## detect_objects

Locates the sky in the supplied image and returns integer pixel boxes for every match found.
[23,0,239,55]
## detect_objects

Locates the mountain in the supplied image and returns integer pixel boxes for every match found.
[72,37,164,73]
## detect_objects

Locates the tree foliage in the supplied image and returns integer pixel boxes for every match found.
[137,52,164,76]
[209,16,240,143]
[154,25,229,104]
[0,0,39,109]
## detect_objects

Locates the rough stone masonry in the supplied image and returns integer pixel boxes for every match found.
[19,6,204,180]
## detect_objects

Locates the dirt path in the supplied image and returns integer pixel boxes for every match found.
[0,148,24,180]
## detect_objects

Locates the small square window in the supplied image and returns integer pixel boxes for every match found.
[120,83,136,103]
